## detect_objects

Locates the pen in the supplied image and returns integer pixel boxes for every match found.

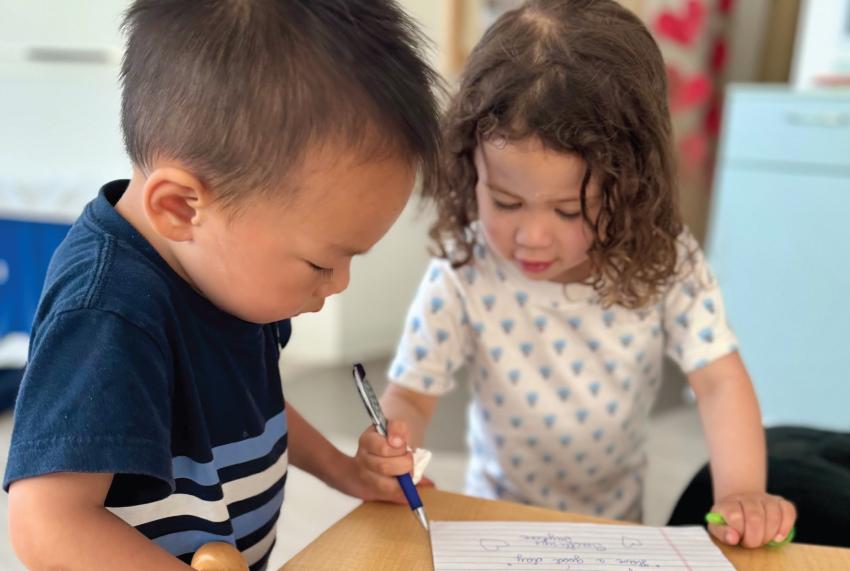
[705,512,795,547]
[352,362,430,530]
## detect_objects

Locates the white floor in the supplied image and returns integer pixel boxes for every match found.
[0,360,709,570]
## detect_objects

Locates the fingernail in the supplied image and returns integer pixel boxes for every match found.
[725,532,736,544]
[391,437,403,447]
[774,533,785,542]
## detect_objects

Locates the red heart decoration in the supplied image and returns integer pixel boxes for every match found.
[704,96,722,136]
[654,0,706,45]
[710,37,728,73]
[667,66,712,112]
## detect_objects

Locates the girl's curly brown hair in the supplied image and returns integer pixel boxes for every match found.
[424,0,683,309]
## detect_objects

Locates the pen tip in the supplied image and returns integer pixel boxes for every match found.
[416,508,430,531]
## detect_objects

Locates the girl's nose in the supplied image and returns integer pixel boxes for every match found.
[515,215,552,249]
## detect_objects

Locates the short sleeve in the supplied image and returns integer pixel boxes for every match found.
[388,259,474,396]
[3,308,174,490]
[662,231,739,373]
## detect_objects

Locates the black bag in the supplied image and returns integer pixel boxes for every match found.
[667,426,850,548]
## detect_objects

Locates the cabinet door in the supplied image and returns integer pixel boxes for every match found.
[707,168,850,430]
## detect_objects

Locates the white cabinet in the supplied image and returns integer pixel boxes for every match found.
[706,86,850,430]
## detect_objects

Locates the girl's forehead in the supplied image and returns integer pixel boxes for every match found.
[476,138,591,194]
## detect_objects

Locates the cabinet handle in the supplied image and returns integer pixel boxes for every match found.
[785,111,850,128]
[26,47,111,65]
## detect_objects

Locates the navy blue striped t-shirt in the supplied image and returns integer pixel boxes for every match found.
[4,180,289,570]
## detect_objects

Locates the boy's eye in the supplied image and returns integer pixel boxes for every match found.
[555,209,581,220]
[492,198,521,211]
[307,261,334,277]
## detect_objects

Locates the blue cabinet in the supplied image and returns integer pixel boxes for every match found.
[706,86,850,431]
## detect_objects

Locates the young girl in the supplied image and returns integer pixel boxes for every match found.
[355,0,796,549]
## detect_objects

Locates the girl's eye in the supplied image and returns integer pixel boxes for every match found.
[492,199,521,211]
[307,262,334,277]
[555,209,581,221]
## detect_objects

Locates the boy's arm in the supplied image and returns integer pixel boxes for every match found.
[688,351,796,547]
[286,404,408,504]
[8,473,191,571]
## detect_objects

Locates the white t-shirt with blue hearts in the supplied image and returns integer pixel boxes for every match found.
[388,228,737,521]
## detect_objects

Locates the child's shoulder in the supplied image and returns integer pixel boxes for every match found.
[660,226,719,299]
[671,227,710,279]
[36,195,183,342]
[424,231,505,292]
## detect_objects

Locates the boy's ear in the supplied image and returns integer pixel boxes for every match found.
[141,167,214,242]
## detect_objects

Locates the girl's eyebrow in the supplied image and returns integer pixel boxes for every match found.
[486,181,580,204]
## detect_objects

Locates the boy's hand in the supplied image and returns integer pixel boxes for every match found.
[346,420,421,504]
[707,492,796,548]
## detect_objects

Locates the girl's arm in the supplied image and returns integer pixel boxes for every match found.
[689,351,796,548]
[380,383,440,449]
[8,473,192,571]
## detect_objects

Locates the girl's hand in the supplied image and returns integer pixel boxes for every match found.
[707,492,796,548]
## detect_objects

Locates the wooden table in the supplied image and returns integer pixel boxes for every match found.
[282,488,850,570]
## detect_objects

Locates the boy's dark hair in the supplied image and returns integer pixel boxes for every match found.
[428,0,682,309]
[121,0,442,207]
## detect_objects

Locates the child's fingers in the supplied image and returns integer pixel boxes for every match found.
[707,522,739,546]
[385,419,409,449]
[357,445,414,477]
[363,471,407,504]
[708,502,743,545]
[369,452,414,477]
[761,498,783,546]
[776,499,797,543]
[358,426,408,457]
[739,497,768,548]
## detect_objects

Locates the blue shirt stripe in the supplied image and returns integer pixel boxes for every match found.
[171,411,287,486]
[233,486,285,540]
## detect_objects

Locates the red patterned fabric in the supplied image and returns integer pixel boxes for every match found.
[646,0,735,191]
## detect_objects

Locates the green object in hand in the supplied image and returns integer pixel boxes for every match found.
[705,512,795,548]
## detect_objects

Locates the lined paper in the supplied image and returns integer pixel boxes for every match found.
[430,521,735,571]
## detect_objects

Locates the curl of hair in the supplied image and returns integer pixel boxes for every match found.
[424,0,683,309]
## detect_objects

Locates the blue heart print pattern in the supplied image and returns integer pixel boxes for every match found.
[388,229,737,520]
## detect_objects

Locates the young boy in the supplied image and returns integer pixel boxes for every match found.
[4,1,441,569]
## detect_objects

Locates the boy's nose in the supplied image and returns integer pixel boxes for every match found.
[318,264,351,298]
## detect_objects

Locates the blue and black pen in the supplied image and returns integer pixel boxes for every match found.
[352,363,429,530]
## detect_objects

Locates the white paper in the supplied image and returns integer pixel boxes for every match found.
[430,521,734,570]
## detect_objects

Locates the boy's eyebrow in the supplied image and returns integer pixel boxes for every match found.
[487,182,580,204]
